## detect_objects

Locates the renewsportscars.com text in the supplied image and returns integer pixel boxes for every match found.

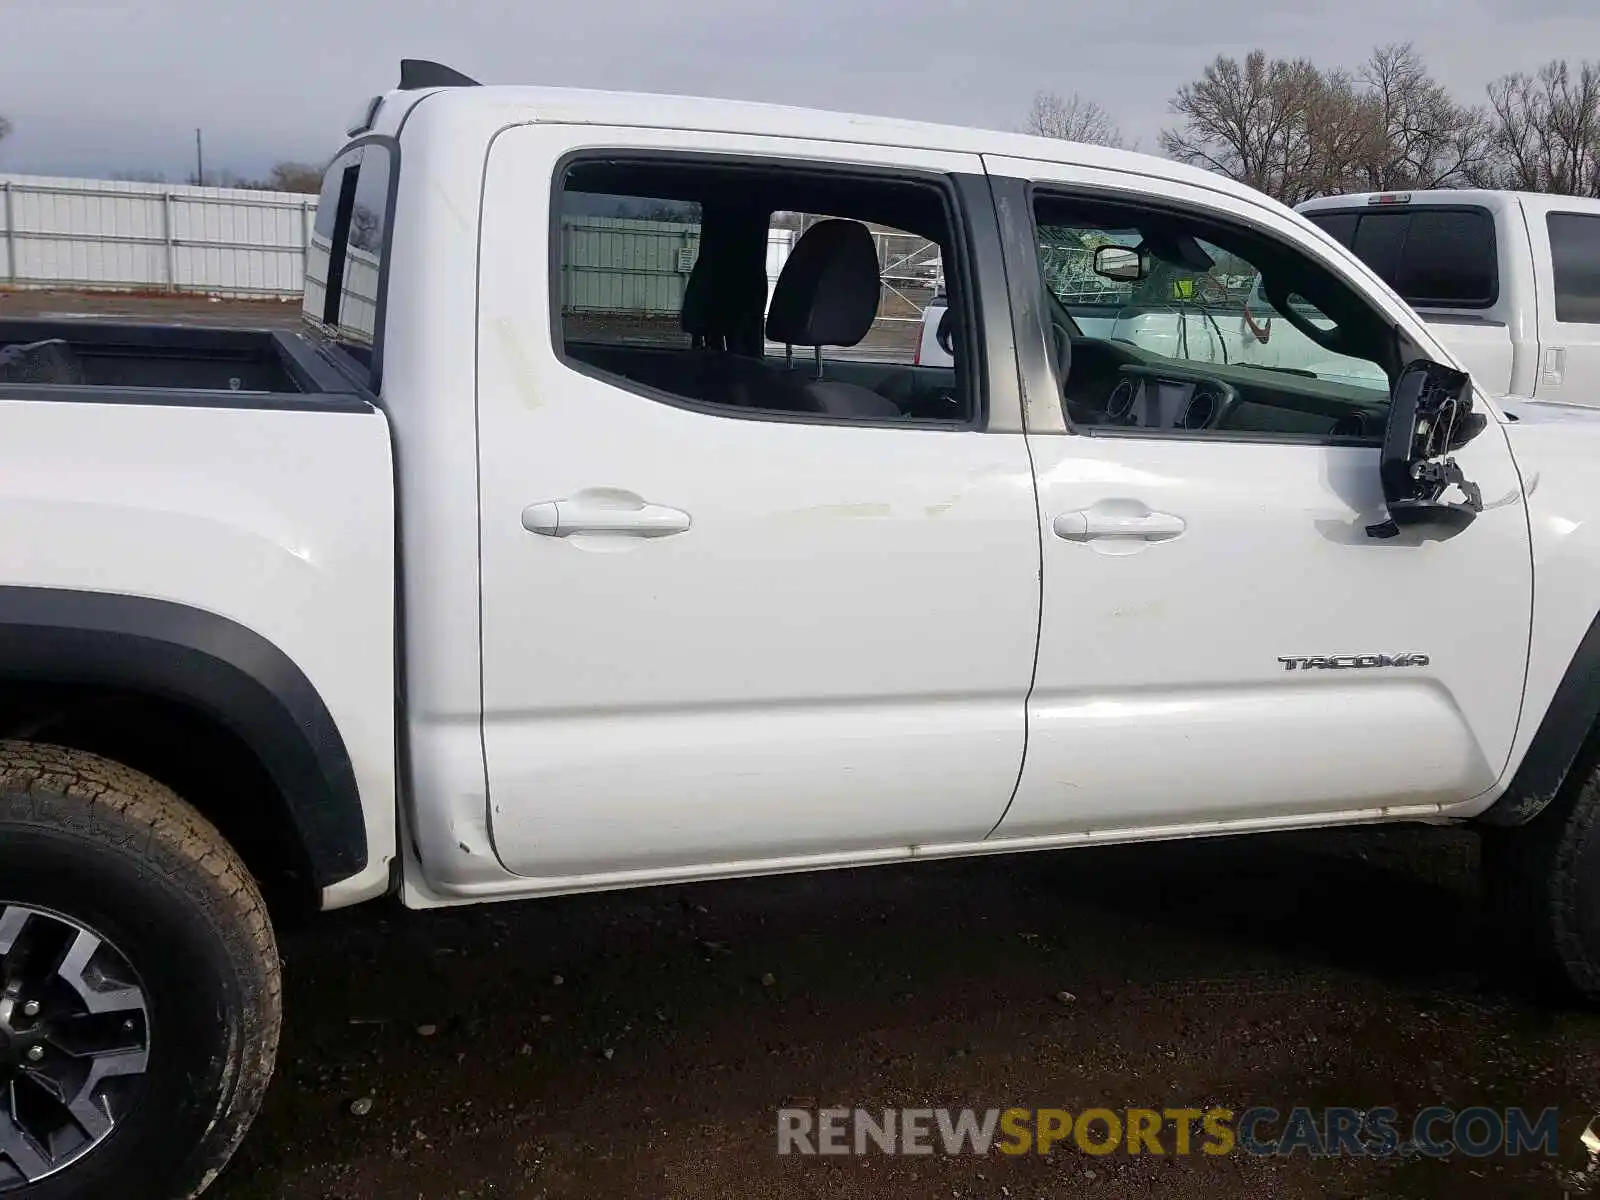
[776,1105,1562,1159]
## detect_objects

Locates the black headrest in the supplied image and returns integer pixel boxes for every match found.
[766,219,881,347]
[681,241,761,342]
[681,237,767,350]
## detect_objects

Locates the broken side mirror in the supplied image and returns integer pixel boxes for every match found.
[1366,359,1488,539]
[1093,245,1149,283]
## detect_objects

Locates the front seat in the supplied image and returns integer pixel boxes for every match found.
[765,219,903,419]
[681,226,766,356]
[676,227,777,407]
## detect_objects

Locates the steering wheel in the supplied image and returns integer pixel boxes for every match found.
[1049,318,1106,426]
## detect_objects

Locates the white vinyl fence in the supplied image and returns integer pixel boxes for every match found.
[302,235,381,337]
[0,174,943,327]
[0,174,316,299]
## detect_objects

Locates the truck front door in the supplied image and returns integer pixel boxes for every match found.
[982,156,1534,840]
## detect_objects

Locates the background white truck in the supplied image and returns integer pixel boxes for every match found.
[2,60,1600,1199]
[1297,188,1600,404]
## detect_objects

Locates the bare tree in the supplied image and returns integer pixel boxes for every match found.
[188,167,241,188]
[1351,42,1492,190]
[180,161,325,193]
[1482,59,1600,196]
[1161,45,1495,201]
[1301,66,1381,199]
[1025,90,1125,148]
[0,114,11,148]
[1163,46,1600,200]
[263,161,324,193]
[1159,51,1374,204]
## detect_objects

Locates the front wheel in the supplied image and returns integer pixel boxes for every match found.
[1480,759,1600,1004]
[0,742,281,1199]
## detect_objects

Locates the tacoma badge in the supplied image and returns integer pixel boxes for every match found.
[1278,654,1431,671]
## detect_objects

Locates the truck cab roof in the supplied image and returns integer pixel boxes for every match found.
[355,62,1295,219]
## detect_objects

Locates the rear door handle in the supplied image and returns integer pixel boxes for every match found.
[1053,508,1186,543]
[522,488,692,539]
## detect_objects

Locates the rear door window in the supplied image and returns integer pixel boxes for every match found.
[1547,212,1600,324]
[551,157,975,425]
[1305,207,1497,309]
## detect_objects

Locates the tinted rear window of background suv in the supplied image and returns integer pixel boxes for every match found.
[1305,206,1497,309]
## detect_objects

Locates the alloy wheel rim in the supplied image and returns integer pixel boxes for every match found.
[0,904,151,1190]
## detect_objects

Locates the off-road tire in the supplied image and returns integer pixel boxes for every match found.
[0,741,281,1199]
[1480,759,1600,1004]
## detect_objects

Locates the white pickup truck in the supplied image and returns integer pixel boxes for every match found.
[3,60,1600,1199]
[1297,188,1600,405]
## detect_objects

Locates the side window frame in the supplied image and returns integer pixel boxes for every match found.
[544,148,992,432]
[1546,210,1600,326]
[302,133,402,394]
[1019,180,1403,448]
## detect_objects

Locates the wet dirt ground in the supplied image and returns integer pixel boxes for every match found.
[10,291,1599,1198]
[208,827,1600,1200]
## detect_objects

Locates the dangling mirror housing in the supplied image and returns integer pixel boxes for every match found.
[1366,359,1488,539]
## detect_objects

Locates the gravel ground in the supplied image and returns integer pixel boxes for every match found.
[208,827,1600,1200]
[8,292,1600,1200]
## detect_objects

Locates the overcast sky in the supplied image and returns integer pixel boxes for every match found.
[3,0,1598,181]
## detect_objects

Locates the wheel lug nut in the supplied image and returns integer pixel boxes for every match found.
[20,1001,39,1018]
[24,1045,43,1063]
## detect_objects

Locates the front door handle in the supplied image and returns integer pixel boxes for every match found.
[1053,507,1186,543]
[522,488,692,539]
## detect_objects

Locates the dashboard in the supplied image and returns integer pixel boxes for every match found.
[1102,366,1236,432]
[1063,335,1390,440]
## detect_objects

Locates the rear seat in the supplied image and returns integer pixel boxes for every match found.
[761,219,903,419]
[568,219,909,419]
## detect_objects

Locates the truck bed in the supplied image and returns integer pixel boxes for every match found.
[0,318,366,407]
[0,324,399,902]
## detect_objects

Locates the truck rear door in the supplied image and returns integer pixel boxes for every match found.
[473,124,1041,880]
[1521,194,1600,406]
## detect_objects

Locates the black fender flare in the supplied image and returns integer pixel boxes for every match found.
[0,586,366,886]
[1479,607,1600,827]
